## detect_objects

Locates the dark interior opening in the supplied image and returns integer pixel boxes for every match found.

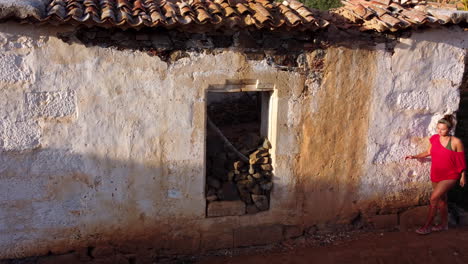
[451,54,468,223]
[205,91,273,216]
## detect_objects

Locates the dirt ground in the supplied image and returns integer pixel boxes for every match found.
[4,227,468,263]
[197,227,468,264]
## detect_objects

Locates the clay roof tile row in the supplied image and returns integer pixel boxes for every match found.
[26,0,468,32]
[337,0,467,32]
[40,0,330,30]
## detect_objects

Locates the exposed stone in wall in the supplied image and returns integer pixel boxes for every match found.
[361,27,468,213]
[0,119,40,151]
[25,91,76,119]
[393,91,430,112]
[0,22,304,259]
[0,53,31,83]
[61,26,331,71]
[71,27,318,54]
[0,0,48,20]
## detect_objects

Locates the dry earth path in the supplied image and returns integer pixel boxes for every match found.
[198,227,468,264]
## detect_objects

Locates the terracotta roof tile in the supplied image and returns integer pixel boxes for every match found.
[39,0,329,30]
[336,0,468,32]
[278,4,300,25]
[379,13,400,26]
[16,0,468,32]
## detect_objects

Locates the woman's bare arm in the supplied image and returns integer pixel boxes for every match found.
[405,146,431,160]
[452,137,464,152]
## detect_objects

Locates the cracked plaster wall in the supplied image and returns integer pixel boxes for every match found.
[0,22,301,259]
[296,27,468,228]
[361,27,468,211]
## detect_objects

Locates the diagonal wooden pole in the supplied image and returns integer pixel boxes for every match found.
[207,117,249,163]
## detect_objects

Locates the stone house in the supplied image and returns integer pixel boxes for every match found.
[0,0,467,261]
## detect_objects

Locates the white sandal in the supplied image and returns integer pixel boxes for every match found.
[415,226,432,235]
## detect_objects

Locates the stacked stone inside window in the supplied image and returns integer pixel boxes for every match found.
[206,91,273,217]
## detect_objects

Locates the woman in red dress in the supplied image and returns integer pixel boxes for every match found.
[406,115,466,234]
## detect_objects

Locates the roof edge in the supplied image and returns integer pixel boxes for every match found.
[427,7,468,24]
[0,0,47,20]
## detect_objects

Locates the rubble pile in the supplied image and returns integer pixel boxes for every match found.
[206,138,273,214]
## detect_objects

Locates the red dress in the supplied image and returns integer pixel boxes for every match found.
[430,135,466,182]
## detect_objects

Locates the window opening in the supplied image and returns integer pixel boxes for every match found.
[206,91,273,217]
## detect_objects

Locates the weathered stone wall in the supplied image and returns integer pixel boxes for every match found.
[0,21,467,260]
[361,27,468,212]
[0,22,303,259]
[295,27,468,229]
[296,47,376,227]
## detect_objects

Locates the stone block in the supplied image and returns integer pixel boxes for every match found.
[0,119,41,151]
[84,31,97,40]
[251,194,269,211]
[369,214,398,229]
[96,31,111,38]
[73,247,93,261]
[135,34,149,41]
[234,31,257,48]
[219,182,239,201]
[0,54,31,83]
[246,204,259,214]
[399,206,428,231]
[283,225,303,239]
[458,211,468,226]
[449,205,468,227]
[161,232,201,255]
[91,245,115,258]
[395,91,429,111]
[200,231,233,251]
[110,32,130,41]
[207,200,245,217]
[233,225,283,247]
[150,33,172,48]
[207,176,221,189]
[37,253,82,264]
[92,255,129,264]
[25,91,77,119]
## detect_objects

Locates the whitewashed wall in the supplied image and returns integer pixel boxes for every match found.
[0,22,302,258]
[362,28,468,210]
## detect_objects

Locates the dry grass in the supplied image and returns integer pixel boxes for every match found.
[462,0,468,10]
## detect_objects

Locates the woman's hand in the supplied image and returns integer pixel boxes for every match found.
[461,173,466,188]
[405,146,431,161]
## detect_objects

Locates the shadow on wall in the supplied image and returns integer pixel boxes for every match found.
[391,26,468,51]
[451,52,468,210]
[0,147,207,259]
[0,144,381,261]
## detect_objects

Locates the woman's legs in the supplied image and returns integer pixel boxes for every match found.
[436,193,448,229]
[418,180,457,233]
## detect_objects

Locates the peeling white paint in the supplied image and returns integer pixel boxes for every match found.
[361,28,468,202]
[0,22,300,259]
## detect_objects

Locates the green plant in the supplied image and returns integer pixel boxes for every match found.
[298,0,343,10]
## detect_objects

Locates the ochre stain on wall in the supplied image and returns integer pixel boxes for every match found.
[296,47,376,226]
